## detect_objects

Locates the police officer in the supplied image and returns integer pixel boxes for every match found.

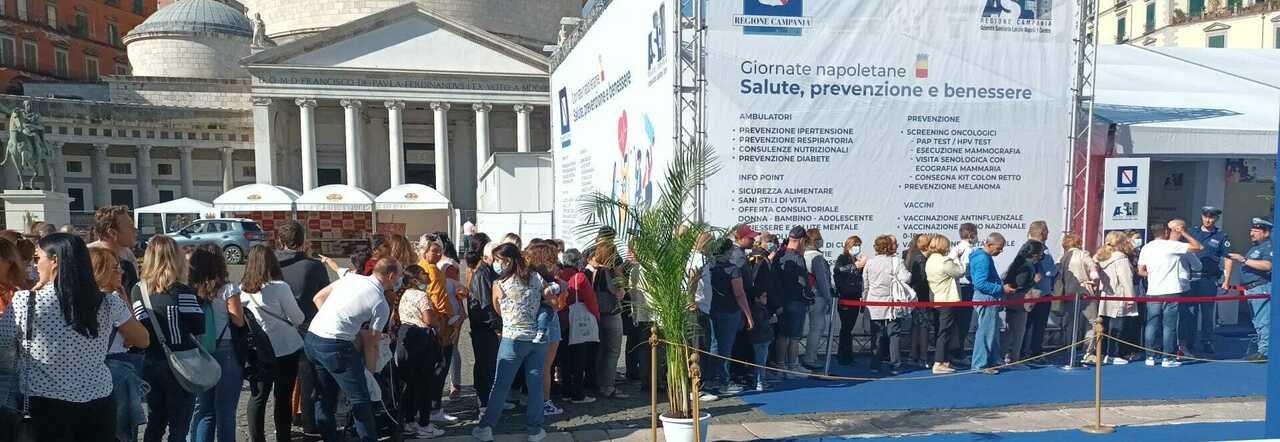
[1185,206,1232,354]
[1227,218,1272,362]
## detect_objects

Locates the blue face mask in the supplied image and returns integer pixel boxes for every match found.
[766,243,778,252]
[493,261,506,275]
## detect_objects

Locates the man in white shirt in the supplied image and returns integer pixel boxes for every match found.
[304,258,401,442]
[1137,221,1204,368]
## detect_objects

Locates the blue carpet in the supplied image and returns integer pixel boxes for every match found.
[743,336,1265,415]
[791,420,1264,441]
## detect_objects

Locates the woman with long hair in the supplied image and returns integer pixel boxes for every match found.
[925,235,964,374]
[238,245,305,442]
[472,243,553,441]
[1001,240,1047,363]
[0,233,148,441]
[904,234,933,367]
[134,235,206,442]
[0,238,31,313]
[1096,231,1139,364]
[1059,233,1102,362]
[863,235,912,374]
[524,242,565,415]
[832,236,865,366]
[90,247,149,442]
[188,248,244,442]
[395,265,446,439]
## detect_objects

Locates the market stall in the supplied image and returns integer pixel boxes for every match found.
[212,183,302,232]
[374,183,453,240]
[294,184,378,257]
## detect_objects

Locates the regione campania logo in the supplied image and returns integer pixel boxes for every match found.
[1116,166,1139,195]
[734,0,811,36]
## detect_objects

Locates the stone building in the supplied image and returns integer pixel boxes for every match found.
[2,0,581,231]
[0,0,156,92]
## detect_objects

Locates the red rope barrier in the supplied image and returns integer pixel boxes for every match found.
[836,293,1271,308]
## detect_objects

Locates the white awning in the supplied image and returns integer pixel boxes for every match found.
[374,183,451,210]
[1095,45,1280,157]
[213,184,302,212]
[136,197,217,216]
[295,184,377,212]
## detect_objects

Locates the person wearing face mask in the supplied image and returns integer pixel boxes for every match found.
[833,236,866,366]
[395,265,447,439]
[1001,240,1047,364]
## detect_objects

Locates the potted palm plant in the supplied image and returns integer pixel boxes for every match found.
[577,141,718,442]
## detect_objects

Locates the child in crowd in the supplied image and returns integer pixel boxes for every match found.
[750,292,776,391]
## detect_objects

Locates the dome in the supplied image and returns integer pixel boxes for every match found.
[129,0,252,38]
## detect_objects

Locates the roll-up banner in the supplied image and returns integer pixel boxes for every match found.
[551,0,677,249]
[705,0,1075,259]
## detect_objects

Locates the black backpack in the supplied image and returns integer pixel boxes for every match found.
[235,310,278,381]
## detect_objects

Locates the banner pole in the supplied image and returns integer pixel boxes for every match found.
[824,295,837,376]
[651,325,658,442]
[1080,318,1114,434]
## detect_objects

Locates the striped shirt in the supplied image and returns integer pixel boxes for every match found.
[130,283,205,358]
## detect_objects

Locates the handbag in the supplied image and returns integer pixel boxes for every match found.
[889,258,917,319]
[567,278,600,345]
[139,283,221,393]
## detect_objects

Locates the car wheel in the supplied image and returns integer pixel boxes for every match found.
[224,245,244,264]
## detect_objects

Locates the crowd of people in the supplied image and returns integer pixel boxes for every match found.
[0,204,1271,442]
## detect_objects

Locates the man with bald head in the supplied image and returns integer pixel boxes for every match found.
[969,233,1015,374]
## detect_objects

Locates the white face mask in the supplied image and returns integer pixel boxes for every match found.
[1132,238,1144,248]
[849,246,862,257]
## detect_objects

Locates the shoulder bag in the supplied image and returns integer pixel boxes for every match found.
[139,284,221,393]
[567,277,600,345]
[889,258,917,320]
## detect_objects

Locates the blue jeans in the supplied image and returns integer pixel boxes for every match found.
[1143,296,1180,359]
[1248,284,1271,356]
[707,311,743,387]
[303,333,377,442]
[190,341,242,442]
[480,338,548,435]
[970,295,1000,370]
[107,352,145,442]
[534,303,561,344]
[142,356,195,442]
[1180,279,1219,349]
[752,342,770,386]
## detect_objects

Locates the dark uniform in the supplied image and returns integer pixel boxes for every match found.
[1185,209,1231,351]
[1241,219,1272,358]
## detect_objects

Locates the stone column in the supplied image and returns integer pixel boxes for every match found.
[178,146,195,197]
[431,102,451,198]
[92,144,110,208]
[136,144,155,206]
[385,100,406,188]
[514,104,534,153]
[341,99,364,188]
[221,147,235,192]
[46,142,65,193]
[297,98,318,192]
[473,103,492,175]
[251,97,275,184]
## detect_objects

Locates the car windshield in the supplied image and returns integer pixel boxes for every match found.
[241,222,262,232]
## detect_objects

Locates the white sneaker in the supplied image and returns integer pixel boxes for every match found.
[528,429,547,442]
[698,391,720,402]
[1161,360,1182,368]
[405,422,422,436]
[568,396,596,404]
[472,426,494,442]
[432,409,459,422]
[543,400,564,416]
[755,382,766,392]
[416,423,446,439]
[1106,356,1130,365]
[1144,357,1157,366]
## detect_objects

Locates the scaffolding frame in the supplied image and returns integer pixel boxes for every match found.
[676,0,708,223]
[1064,0,1102,244]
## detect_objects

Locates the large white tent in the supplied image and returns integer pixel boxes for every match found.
[1095,45,1280,156]
[134,197,218,231]
[375,183,452,239]
[295,185,377,212]
[213,184,302,212]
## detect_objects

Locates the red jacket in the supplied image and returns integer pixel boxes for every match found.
[557,267,599,319]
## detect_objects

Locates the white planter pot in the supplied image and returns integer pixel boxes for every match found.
[660,412,711,442]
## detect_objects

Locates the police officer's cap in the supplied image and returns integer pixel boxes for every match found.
[1202,206,1223,217]
[1250,218,1273,231]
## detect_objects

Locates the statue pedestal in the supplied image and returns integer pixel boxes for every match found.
[2,190,72,231]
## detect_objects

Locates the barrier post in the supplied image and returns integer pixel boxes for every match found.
[651,325,658,442]
[690,351,702,442]
[1080,318,1114,434]
[824,295,837,375]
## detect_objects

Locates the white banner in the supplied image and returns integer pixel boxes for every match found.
[552,0,677,249]
[1101,157,1151,233]
[705,0,1075,257]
